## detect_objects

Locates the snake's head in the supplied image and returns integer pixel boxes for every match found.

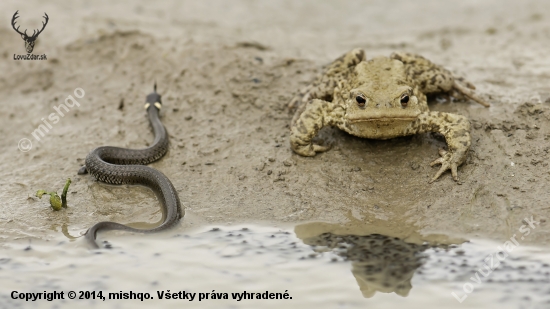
[146,83,162,110]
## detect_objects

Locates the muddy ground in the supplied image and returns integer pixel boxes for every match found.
[0,0,549,246]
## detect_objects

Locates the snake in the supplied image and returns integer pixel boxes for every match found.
[78,85,183,249]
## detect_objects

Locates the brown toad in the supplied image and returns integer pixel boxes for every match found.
[290,49,489,183]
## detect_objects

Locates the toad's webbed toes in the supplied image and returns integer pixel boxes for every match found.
[453,80,490,107]
[312,143,330,153]
[293,143,330,156]
[449,89,466,101]
[288,96,301,111]
[429,148,460,183]
[455,77,476,90]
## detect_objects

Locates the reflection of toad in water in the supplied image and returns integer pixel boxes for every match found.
[304,232,430,297]
[296,220,464,298]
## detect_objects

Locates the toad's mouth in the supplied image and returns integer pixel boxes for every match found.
[347,116,418,123]
[345,110,421,123]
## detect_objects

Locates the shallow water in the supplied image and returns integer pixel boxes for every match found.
[1,221,549,309]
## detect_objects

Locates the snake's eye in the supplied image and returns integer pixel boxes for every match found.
[400,94,409,107]
[356,96,366,107]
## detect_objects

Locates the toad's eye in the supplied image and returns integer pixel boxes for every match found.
[356,96,366,107]
[400,94,409,107]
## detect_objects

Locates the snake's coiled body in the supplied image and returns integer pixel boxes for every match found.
[79,88,182,249]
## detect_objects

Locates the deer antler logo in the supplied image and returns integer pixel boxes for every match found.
[11,10,49,54]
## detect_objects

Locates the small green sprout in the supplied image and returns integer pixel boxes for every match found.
[36,178,71,211]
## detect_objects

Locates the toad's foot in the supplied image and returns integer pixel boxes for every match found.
[290,99,343,156]
[412,111,471,183]
[292,143,331,157]
[453,80,490,108]
[429,148,461,183]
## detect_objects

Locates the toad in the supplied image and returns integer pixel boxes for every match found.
[290,49,489,183]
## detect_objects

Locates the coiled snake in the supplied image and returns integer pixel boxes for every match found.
[78,85,182,248]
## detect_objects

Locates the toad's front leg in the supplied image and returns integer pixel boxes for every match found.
[412,111,472,183]
[290,99,344,156]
